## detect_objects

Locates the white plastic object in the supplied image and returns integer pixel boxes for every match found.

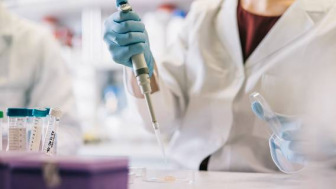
[128,172,135,184]
[249,92,282,138]
[42,108,62,156]
[142,169,195,183]
[0,117,2,151]
[8,117,27,151]
[29,117,44,152]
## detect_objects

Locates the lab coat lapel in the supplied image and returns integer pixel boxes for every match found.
[245,0,315,67]
[0,3,13,55]
[216,0,244,69]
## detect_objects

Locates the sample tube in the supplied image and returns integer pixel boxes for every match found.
[26,109,34,146]
[42,108,62,156]
[0,111,3,151]
[7,108,28,151]
[41,108,51,144]
[29,108,49,152]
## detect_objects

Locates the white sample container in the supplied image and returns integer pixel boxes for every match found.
[42,108,62,156]
[7,108,28,151]
[29,108,49,152]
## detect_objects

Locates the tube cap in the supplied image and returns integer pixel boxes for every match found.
[33,108,49,117]
[27,109,34,117]
[7,108,28,117]
[0,111,3,118]
[49,108,63,118]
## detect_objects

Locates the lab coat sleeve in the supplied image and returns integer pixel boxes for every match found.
[126,15,190,137]
[27,31,82,155]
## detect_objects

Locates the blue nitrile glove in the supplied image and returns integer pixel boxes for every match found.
[103,7,154,77]
[252,102,306,173]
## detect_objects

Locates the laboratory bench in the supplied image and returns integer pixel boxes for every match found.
[129,170,336,189]
[79,143,336,189]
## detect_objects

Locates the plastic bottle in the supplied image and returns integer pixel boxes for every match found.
[29,108,49,152]
[7,108,28,151]
[43,108,62,156]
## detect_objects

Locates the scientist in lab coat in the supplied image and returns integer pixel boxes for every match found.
[0,3,82,154]
[104,0,336,172]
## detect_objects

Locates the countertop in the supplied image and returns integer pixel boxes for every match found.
[130,170,336,189]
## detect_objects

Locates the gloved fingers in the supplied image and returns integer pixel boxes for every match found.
[128,42,149,57]
[104,32,147,46]
[281,130,306,141]
[107,42,147,66]
[107,42,133,67]
[129,43,154,71]
[251,102,265,120]
[286,152,306,164]
[277,117,301,130]
[280,141,306,163]
[288,141,310,154]
[113,11,141,22]
[105,11,140,26]
[105,20,145,34]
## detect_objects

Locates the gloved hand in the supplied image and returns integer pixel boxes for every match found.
[251,101,306,173]
[268,117,306,173]
[103,6,154,77]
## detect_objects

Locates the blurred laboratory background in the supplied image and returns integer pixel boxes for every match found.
[2,0,193,168]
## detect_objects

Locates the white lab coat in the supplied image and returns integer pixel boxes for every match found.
[0,4,82,155]
[127,0,336,172]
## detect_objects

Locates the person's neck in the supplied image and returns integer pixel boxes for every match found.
[240,0,295,16]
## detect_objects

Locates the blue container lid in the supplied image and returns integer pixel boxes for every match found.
[173,9,186,18]
[7,108,28,117]
[32,108,49,117]
[27,109,34,117]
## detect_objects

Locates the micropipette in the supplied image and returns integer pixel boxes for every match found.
[116,1,160,131]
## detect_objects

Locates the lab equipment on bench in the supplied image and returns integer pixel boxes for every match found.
[1,153,128,189]
[42,108,62,156]
[0,111,3,151]
[29,108,49,152]
[117,1,160,132]
[143,169,195,183]
[7,108,28,152]
[0,152,40,189]
[8,155,128,189]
